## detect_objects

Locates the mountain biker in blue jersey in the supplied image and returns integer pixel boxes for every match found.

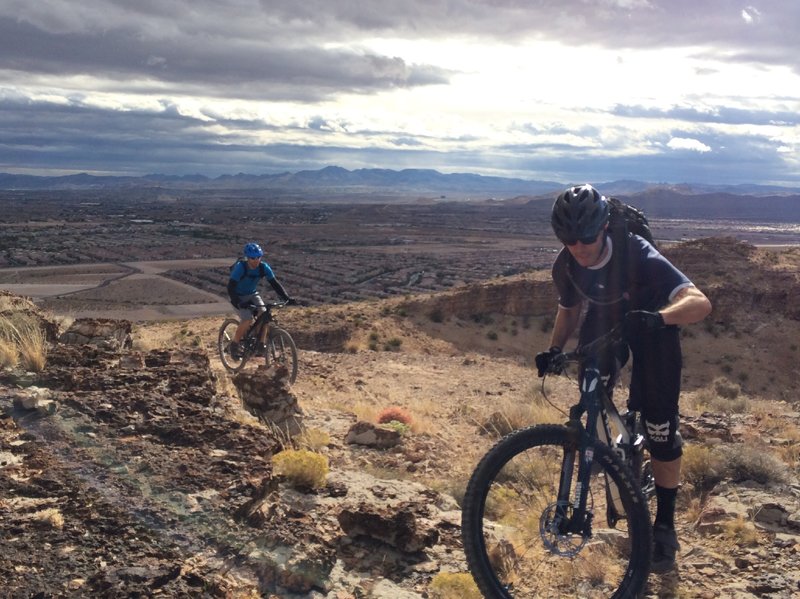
[535,184,712,573]
[227,242,294,358]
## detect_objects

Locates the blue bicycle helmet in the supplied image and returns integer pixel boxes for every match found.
[243,242,264,258]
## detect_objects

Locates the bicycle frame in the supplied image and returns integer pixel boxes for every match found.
[241,302,283,351]
[551,329,647,535]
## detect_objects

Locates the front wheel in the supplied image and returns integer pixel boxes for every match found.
[461,424,652,599]
[265,327,298,383]
[217,318,248,372]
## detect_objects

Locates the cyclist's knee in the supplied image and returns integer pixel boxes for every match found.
[643,416,683,461]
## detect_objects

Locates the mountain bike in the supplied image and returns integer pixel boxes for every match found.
[217,300,298,383]
[461,326,655,598]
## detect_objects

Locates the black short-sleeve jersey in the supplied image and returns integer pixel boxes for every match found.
[551,234,694,418]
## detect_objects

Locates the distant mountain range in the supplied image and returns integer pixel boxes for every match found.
[0,166,797,198]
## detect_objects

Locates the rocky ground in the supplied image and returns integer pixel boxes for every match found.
[1,237,800,598]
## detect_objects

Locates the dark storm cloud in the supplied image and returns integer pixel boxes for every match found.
[0,17,450,102]
[256,0,800,72]
[4,1,798,91]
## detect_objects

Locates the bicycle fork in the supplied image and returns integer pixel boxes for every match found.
[552,367,605,540]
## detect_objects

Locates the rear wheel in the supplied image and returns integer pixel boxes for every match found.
[265,327,298,383]
[461,424,652,599]
[217,318,248,372]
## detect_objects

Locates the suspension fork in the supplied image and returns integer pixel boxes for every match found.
[555,365,604,534]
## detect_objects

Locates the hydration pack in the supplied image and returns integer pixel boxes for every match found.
[607,197,656,248]
[230,259,268,279]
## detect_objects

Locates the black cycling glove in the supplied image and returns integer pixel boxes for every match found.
[625,310,665,334]
[535,346,563,377]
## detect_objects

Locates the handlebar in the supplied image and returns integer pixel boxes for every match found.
[241,299,296,313]
[544,324,625,374]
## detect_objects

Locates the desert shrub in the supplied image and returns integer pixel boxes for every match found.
[486,330,498,341]
[681,444,725,493]
[719,445,788,485]
[272,449,329,490]
[692,377,749,414]
[429,572,481,599]
[713,377,740,399]
[377,406,413,426]
[383,420,411,435]
[429,308,444,323]
[383,337,403,351]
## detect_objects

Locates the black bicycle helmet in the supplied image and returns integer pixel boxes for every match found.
[550,184,610,245]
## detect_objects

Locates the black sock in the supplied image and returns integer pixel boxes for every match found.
[654,485,678,529]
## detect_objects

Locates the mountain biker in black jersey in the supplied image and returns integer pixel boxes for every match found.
[227,242,295,358]
[535,184,712,573]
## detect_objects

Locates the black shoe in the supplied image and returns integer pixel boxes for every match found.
[229,342,243,360]
[651,523,679,573]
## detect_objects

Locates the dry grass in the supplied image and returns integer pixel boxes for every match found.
[0,338,18,368]
[478,386,564,438]
[722,515,761,547]
[0,314,48,371]
[429,571,482,599]
[689,376,749,414]
[131,325,169,352]
[296,427,331,451]
[31,508,64,529]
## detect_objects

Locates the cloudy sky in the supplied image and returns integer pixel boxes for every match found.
[1,0,799,185]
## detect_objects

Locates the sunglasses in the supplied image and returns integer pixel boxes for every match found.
[559,232,600,246]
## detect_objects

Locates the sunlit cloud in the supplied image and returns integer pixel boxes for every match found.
[667,137,712,152]
[741,6,762,24]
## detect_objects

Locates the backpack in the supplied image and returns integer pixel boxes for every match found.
[606,197,656,248]
[230,258,267,279]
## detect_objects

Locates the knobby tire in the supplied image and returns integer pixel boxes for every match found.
[461,424,651,599]
[217,318,248,372]
[265,327,298,383]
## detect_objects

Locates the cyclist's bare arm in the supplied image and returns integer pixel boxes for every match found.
[549,302,584,349]
[659,285,712,326]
